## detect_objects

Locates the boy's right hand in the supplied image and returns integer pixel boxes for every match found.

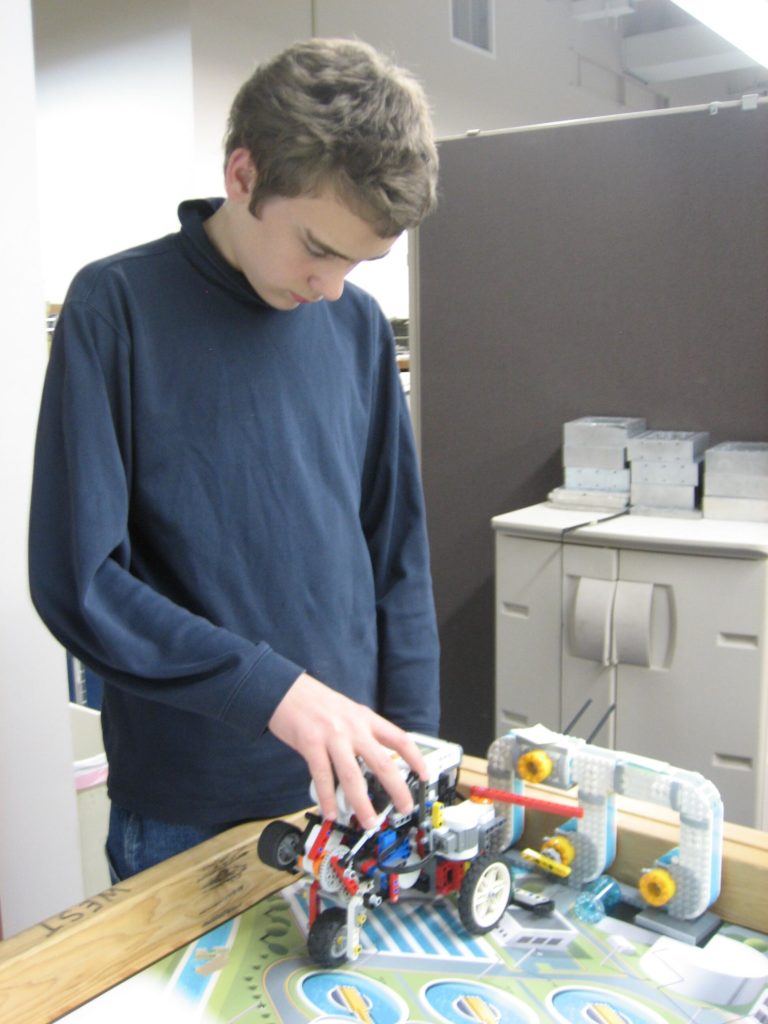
[267,672,427,829]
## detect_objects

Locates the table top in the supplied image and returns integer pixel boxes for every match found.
[60,866,768,1024]
[1,757,767,1023]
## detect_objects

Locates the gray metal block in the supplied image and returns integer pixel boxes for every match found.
[548,486,629,510]
[627,430,710,463]
[631,460,701,485]
[634,907,720,945]
[562,444,628,470]
[563,416,646,446]
[705,441,768,475]
[704,471,768,499]
[630,483,697,509]
[703,495,768,522]
[630,505,703,518]
[564,467,631,492]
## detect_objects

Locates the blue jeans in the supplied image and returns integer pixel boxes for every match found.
[106,803,229,883]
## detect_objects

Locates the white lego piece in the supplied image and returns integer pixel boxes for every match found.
[488,724,723,921]
[495,907,576,950]
[640,933,768,1004]
[563,416,646,446]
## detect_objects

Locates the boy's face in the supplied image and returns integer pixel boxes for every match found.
[210,149,398,311]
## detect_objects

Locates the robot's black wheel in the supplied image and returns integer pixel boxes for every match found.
[257,820,303,872]
[307,907,349,967]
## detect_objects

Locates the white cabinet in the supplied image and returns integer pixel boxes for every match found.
[493,504,768,828]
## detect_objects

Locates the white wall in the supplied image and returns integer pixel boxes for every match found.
[0,0,82,938]
[189,0,313,197]
[34,0,194,301]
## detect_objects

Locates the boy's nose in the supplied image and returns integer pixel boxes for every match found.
[309,266,351,302]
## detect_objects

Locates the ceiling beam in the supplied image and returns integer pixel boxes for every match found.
[623,22,760,82]
[572,0,637,19]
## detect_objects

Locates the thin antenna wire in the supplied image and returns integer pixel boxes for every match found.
[563,698,593,735]
[587,703,616,745]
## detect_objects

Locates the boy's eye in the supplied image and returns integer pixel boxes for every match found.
[305,243,328,259]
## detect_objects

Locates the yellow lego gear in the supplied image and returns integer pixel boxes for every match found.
[516,748,553,783]
[542,834,575,866]
[639,867,676,907]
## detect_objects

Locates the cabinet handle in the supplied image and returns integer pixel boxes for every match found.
[569,576,616,667]
[613,580,675,668]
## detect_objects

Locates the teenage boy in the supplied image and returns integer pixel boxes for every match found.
[29,38,441,880]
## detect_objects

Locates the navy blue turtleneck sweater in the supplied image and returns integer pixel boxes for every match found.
[29,199,440,824]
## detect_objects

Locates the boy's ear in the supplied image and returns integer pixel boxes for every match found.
[224,148,257,203]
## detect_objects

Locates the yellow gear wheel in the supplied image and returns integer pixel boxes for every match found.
[541,834,575,867]
[516,748,553,783]
[639,867,676,907]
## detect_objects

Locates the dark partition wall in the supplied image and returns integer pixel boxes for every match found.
[416,102,768,756]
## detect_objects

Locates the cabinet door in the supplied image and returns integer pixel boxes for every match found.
[495,534,563,736]
[561,544,619,748]
[615,548,768,828]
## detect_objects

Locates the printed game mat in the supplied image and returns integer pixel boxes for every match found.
[60,869,768,1024]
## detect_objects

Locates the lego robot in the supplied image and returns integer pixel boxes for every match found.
[258,734,515,966]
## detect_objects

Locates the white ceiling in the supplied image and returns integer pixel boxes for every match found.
[571,0,767,88]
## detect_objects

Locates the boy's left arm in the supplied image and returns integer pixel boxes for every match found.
[360,321,440,736]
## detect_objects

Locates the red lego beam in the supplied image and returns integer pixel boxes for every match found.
[470,785,584,819]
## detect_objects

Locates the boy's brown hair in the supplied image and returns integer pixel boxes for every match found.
[224,38,439,237]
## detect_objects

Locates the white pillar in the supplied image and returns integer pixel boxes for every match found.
[0,0,83,937]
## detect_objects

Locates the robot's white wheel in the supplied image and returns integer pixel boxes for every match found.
[458,856,512,934]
